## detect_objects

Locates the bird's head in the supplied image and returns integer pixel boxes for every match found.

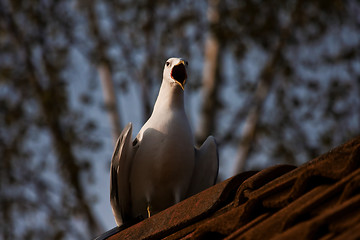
[163,57,188,90]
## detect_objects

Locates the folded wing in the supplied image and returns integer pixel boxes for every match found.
[186,136,219,198]
[110,122,134,226]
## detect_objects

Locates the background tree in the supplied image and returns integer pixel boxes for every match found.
[0,0,102,238]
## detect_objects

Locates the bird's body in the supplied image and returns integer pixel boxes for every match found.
[110,58,218,226]
[130,79,194,218]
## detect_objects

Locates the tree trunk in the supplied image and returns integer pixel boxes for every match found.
[196,0,221,146]
[82,0,123,143]
[98,63,122,143]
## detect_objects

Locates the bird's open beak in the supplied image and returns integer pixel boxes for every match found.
[171,60,187,90]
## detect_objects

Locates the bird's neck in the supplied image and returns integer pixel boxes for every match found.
[153,80,185,113]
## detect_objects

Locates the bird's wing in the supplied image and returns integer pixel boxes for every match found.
[110,122,135,226]
[186,136,219,198]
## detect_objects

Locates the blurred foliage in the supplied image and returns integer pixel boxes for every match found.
[0,0,359,239]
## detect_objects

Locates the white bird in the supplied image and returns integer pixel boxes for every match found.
[110,58,219,226]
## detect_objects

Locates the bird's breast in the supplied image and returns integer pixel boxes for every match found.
[129,109,195,217]
[131,110,194,187]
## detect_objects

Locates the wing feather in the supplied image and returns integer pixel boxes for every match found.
[186,136,219,197]
[110,122,134,226]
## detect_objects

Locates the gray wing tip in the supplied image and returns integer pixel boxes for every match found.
[124,122,133,133]
[212,137,220,184]
[207,135,220,184]
[199,135,220,185]
[112,123,133,156]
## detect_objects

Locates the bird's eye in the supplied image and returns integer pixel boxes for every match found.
[185,61,188,66]
[166,62,170,67]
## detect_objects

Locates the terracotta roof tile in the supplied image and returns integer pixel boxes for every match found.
[96,136,360,240]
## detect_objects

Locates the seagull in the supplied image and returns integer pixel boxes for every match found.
[110,58,219,226]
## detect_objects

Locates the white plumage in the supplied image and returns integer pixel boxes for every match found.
[110,58,219,226]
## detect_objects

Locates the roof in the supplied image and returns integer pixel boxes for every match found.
[95,136,360,240]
